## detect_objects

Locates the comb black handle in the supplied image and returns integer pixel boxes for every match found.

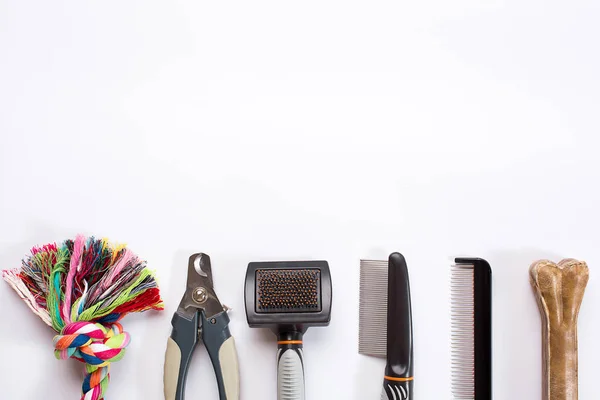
[383,252,413,399]
[382,378,412,400]
[276,331,305,400]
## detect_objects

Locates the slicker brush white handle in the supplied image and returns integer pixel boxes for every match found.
[277,337,305,400]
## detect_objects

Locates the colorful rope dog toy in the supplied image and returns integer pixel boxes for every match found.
[2,235,164,400]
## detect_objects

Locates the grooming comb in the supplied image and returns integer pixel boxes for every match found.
[359,253,414,400]
[245,260,332,400]
[451,257,492,400]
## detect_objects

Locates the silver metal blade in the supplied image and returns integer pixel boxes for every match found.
[451,263,475,400]
[358,259,388,358]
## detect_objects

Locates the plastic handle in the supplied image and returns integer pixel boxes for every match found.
[386,253,413,379]
[164,312,200,400]
[381,379,413,400]
[201,311,240,400]
[382,253,414,400]
[277,332,305,400]
[164,311,239,400]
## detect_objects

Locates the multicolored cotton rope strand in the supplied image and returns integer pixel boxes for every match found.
[53,320,130,400]
[3,235,164,400]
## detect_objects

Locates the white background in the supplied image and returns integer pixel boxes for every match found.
[1,1,599,399]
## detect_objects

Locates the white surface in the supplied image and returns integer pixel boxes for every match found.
[1,1,599,399]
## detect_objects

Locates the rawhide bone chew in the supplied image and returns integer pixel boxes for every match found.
[530,259,589,400]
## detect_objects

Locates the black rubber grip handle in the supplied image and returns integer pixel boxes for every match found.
[384,252,414,398]
[383,378,413,400]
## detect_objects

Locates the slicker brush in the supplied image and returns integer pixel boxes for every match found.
[245,261,332,400]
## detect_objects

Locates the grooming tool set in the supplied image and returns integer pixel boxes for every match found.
[2,237,591,400]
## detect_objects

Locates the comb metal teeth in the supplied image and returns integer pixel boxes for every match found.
[358,259,388,358]
[451,263,475,399]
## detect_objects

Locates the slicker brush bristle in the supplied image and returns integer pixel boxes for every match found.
[256,269,321,313]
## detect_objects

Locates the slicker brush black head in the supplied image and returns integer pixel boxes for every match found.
[256,269,321,313]
[245,261,332,332]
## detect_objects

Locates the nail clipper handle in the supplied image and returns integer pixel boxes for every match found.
[164,313,200,400]
[202,311,240,400]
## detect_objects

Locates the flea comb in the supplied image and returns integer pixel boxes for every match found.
[359,252,414,400]
[451,257,492,400]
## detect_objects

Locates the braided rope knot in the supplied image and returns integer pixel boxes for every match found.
[53,321,130,400]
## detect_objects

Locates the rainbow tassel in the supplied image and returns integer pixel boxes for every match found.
[3,235,164,400]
